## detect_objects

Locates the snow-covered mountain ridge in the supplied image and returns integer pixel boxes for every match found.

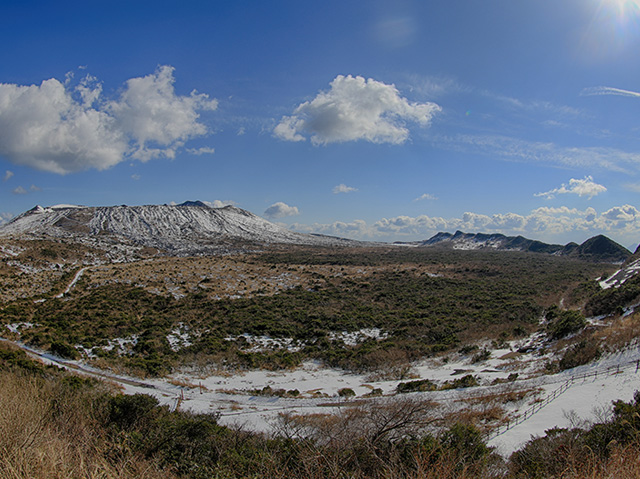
[0,202,359,255]
[403,230,632,263]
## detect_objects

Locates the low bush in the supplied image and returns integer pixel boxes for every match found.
[397,379,437,393]
[558,339,601,370]
[547,310,587,340]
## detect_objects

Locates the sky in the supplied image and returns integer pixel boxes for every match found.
[1,0,640,249]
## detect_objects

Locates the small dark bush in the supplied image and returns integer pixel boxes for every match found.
[396,379,437,393]
[441,374,478,390]
[547,310,587,340]
[338,387,356,397]
[558,340,601,370]
[49,340,80,360]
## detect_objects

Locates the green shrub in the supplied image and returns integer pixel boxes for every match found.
[49,340,80,360]
[441,374,478,390]
[558,340,601,370]
[338,387,356,397]
[547,310,587,340]
[396,379,437,393]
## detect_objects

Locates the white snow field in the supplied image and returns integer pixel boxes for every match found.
[12,328,640,458]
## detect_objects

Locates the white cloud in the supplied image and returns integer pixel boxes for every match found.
[3,170,13,182]
[581,86,640,98]
[292,204,640,246]
[131,174,141,180]
[204,200,237,208]
[333,183,358,194]
[0,66,217,174]
[414,193,437,201]
[108,65,218,162]
[602,204,639,222]
[29,184,41,192]
[535,176,607,200]
[294,219,370,237]
[274,74,441,145]
[187,146,216,156]
[264,202,300,219]
[0,212,13,224]
[12,186,27,195]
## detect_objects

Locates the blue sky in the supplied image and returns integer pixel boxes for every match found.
[1,0,640,249]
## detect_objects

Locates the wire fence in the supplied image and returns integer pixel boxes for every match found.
[485,358,640,441]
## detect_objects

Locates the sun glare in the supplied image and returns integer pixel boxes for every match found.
[606,0,640,18]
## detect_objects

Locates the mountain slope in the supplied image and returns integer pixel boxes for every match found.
[0,202,358,255]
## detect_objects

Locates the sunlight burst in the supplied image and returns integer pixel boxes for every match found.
[606,0,640,18]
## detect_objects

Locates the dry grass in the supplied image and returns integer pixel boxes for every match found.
[593,311,640,352]
[0,371,172,479]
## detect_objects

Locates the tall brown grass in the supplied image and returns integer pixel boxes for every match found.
[0,370,171,479]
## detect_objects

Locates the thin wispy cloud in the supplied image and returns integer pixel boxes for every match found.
[3,170,13,182]
[274,74,441,145]
[581,86,640,98]
[535,176,607,200]
[433,134,640,173]
[624,183,640,193]
[187,146,216,156]
[204,200,237,208]
[414,193,437,201]
[333,184,358,194]
[12,186,27,195]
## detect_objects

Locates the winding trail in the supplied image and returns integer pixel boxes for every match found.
[55,266,89,298]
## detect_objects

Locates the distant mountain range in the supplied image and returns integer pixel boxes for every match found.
[398,230,631,263]
[0,202,632,263]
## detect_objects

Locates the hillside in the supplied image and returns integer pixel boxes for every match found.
[0,201,359,256]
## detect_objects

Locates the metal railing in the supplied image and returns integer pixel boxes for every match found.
[485,358,638,441]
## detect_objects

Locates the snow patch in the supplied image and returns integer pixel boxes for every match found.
[329,328,389,346]
[225,334,303,352]
[5,322,34,334]
[167,324,193,352]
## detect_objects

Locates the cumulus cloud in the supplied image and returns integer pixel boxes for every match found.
[274,74,441,145]
[204,200,237,208]
[294,219,370,237]
[264,202,300,219]
[602,204,639,222]
[0,66,217,174]
[333,183,358,194]
[291,204,640,246]
[535,176,607,200]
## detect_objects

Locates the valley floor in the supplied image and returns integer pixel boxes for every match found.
[15,328,640,457]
